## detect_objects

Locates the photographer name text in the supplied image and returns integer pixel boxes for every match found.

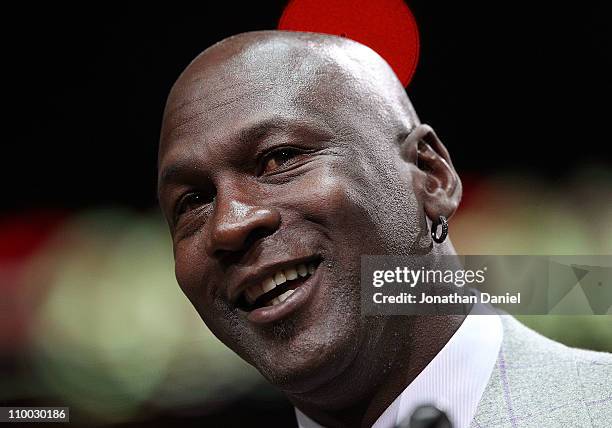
[372,291,520,305]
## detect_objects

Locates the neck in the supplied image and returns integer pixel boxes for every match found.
[290,314,466,428]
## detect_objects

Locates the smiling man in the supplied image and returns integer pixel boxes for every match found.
[157,31,612,428]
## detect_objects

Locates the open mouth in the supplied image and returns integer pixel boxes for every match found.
[237,258,321,312]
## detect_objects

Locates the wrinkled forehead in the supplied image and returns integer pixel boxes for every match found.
[159,39,397,158]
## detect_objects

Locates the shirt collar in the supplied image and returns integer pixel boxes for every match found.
[295,303,503,428]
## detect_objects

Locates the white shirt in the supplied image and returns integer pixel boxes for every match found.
[295,303,503,428]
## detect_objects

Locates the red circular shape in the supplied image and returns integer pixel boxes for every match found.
[278,0,420,87]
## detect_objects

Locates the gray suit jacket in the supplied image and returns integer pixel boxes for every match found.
[471,316,612,427]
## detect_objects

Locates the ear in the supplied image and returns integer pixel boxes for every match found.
[400,124,462,221]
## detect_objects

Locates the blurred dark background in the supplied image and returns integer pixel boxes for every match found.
[3,1,610,212]
[1,1,611,427]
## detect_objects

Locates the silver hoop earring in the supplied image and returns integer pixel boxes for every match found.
[431,215,448,243]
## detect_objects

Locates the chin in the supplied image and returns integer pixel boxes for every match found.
[253,310,363,396]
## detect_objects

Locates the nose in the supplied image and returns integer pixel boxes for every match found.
[205,198,281,258]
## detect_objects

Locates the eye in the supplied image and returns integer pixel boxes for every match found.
[175,191,213,220]
[260,147,305,175]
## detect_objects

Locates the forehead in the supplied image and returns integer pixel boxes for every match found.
[175,47,312,125]
[160,40,384,160]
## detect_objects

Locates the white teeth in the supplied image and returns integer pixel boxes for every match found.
[307,263,316,274]
[262,277,276,293]
[297,264,308,277]
[285,267,298,280]
[243,262,318,307]
[278,289,295,303]
[274,271,287,285]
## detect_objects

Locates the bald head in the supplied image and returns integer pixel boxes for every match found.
[160,31,419,150]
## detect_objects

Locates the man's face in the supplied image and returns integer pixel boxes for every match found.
[158,38,425,394]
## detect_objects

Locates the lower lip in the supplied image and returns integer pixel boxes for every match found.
[246,265,321,324]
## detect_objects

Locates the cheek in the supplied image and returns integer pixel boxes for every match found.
[173,244,244,347]
[307,173,360,219]
[297,162,422,255]
[173,241,207,303]
[292,169,388,260]
[302,169,360,226]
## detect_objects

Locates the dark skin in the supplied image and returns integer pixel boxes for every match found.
[158,31,464,427]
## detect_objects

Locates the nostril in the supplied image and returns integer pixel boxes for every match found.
[244,226,276,249]
[214,226,276,262]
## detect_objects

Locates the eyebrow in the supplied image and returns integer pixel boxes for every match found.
[158,117,334,193]
[237,119,287,146]
[158,159,194,191]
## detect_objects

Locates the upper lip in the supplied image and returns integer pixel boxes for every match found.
[228,254,320,305]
